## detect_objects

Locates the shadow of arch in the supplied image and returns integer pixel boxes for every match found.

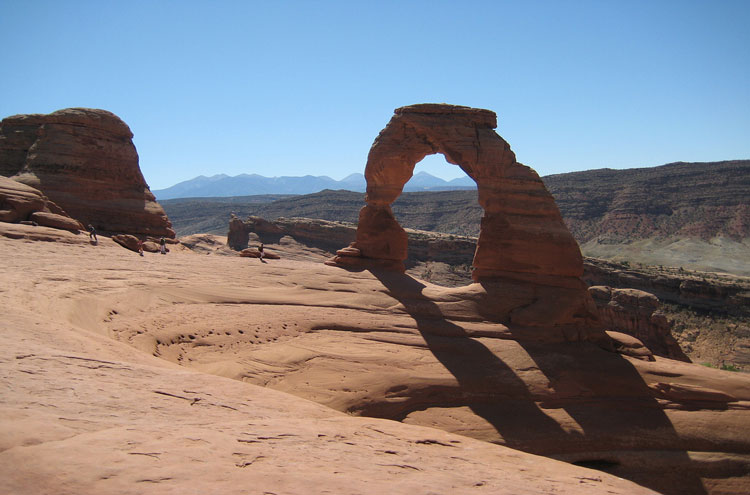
[366,269,571,450]
[369,269,708,495]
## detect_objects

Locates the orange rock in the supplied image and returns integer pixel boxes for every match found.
[591,286,689,361]
[0,176,84,235]
[0,176,47,222]
[112,234,143,252]
[354,205,407,262]
[332,104,582,282]
[240,247,280,259]
[329,104,598,332]
[29,211,84,232]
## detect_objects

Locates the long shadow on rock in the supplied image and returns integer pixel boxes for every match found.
[509,338,707,495]
[370,270,707,495]
[368,271,567,446]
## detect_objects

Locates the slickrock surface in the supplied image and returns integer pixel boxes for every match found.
[0,108,174,238]
[227,215,750,367]
[3,226,747,494]
[0,233,660,495]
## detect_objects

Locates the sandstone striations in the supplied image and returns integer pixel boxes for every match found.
[4,102,750,494]
[584,257,750,318]
[330,104,581,280]
[229,215,360,252]
[228,215,750,366]
[0,108,174,238]
[231,215,481,278]
[4,210,750,493]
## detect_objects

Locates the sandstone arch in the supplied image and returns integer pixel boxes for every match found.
[330,103,583,283]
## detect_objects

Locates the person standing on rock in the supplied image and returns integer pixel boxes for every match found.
[137,239,144,257]
[159,237,166,255]
[258,243,264,260]
[87,224,97,244]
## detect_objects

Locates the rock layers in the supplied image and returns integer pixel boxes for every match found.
[584,257,750,318]
[0,108,174,238]
[329,104,599,336]
[5,103,749,494]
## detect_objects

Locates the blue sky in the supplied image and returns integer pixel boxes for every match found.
[2,1,748,190]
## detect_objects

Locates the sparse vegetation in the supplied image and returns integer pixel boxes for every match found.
[722,364,742,372]
[662,302,748,372]
[701,362,743,372]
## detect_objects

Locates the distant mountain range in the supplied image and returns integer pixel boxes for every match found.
[152,172,475,200]
[161,160,750,275]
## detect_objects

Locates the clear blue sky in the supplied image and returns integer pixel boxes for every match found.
[2,1,748,190]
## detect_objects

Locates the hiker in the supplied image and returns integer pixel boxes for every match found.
[159,237,166,254]
[87,224,97,244]
[258,243,264,259]
[137,239,144,256]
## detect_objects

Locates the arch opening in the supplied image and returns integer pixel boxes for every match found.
[405,153,472,190]
[386,152,480,287]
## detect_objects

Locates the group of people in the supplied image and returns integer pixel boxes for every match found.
[136,237,168,256]
[87,223,266,260]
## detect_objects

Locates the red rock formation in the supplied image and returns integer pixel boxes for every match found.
[331,104,581,280]
[227,214,284,250]
[28,211,83,232]
[239,247,280,259]
[0,108,175,238]
[329,104,598,334]
[584,257,750,317]
[112,234,142,252]
[590,286,689,361]
[229,215,359,253]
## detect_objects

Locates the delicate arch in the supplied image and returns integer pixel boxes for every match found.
[330,104,583,282]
